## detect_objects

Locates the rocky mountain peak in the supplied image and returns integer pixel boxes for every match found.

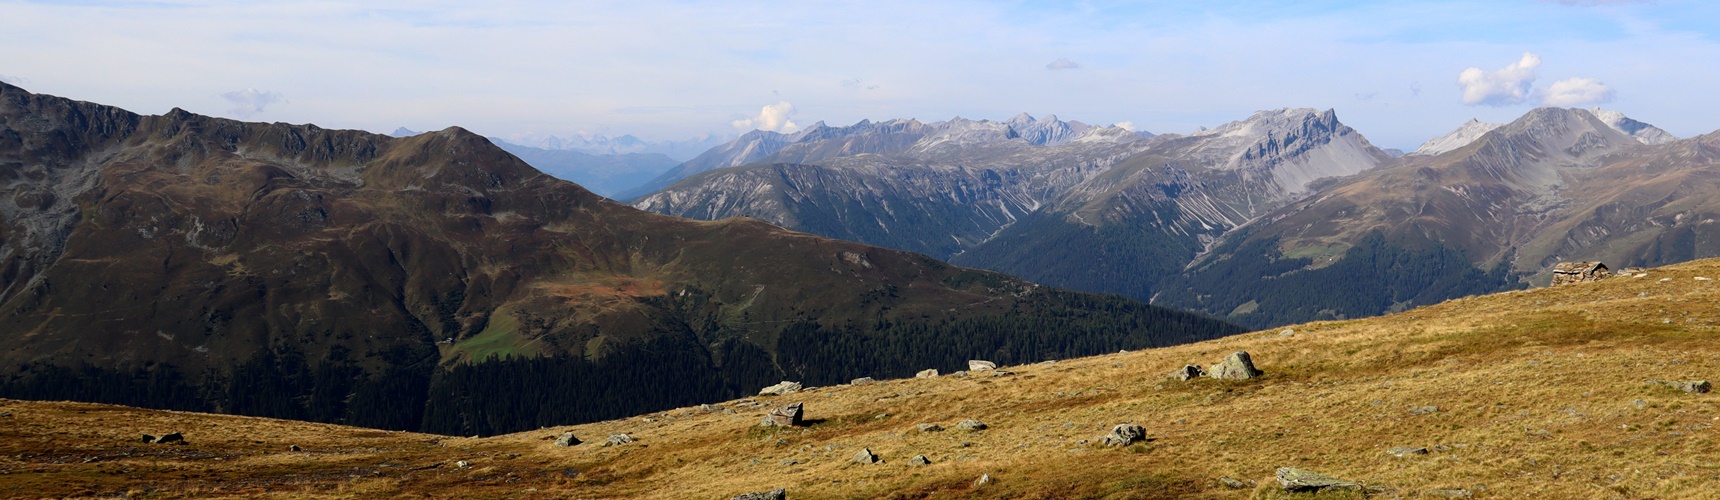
[1411,118,1504,156]
[1588,107,1677,145]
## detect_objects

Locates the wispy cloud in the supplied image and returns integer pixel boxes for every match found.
[1541,77,1615,106]
[1045,58,1080,70]
[221,88,285,117]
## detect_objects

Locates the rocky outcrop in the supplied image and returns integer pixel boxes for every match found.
[1275,467,1363,492]
[554,432,580,447]
[968,360,997,372]
[758,381,803,396]
[760,402,804,427]
[731,488,787,500]
[916,369,939,378]
[1102,424,1146,446]
[1209,351,1262,380]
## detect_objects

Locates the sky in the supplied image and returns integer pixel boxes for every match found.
[3,0,1719,151]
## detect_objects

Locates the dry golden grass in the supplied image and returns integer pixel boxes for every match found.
[8,260,1720,498]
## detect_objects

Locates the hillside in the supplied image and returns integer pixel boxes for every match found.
[5,257,1718,498]
[0,82,1241,436]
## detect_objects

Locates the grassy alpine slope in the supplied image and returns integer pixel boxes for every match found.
[4,258,1720,498]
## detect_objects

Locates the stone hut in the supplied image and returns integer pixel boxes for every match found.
[1551,261,1609,286]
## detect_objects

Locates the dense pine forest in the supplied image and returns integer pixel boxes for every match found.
[0,292,1241,436]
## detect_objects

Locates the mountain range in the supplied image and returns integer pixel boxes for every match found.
[0,82,1241,435]
[629,106,1708,328]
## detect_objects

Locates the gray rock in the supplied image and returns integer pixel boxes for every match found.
[1427,488,1473,498]
[731,488,786,500]
[1631,399,1649,409]
[152,432,184,444]
[917,423,944,432]
[1386,446,1428,457]
[916,369,939,378]
[1209,351,1262,380]
[760,402,805,427]
[852,448,879,464]
[1275,467,1362,492]
[555,432,581,447]
[1168,364,1206,381]
[700,404,725,412]
[969,360,997,372]
[850,377,875,385]
[1219,476,1249,489]
[909,454,931,466]
[1653,380,1713,393]
[991,370,1015,377]
[456,460,471,468]
[758,381,803,396]
[1409,405,1439,415]
[1102,424,1146,446]
[603,434,634,446]
[955,419,988,431]
[951,370,969,378]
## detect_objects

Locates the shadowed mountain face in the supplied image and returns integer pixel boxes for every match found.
[1160,107,1719,328]
[0,83,1243,435]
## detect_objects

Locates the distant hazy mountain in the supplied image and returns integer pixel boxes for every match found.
[1410,118,1502,156]
[508,133,730,161]
[488,139,678,199]
[636,109,1390,305]
[1159,107,1703,327]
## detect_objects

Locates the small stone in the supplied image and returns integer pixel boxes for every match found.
[1653,380,1713,393]
[141,434,156,443]
[850,377,875,385]
[873,413,889,420]
[779,459,801,466]
[1208,351,1262,380]
[603,434,634,446]
[1697,277,1713,281]
[1276,467,1362,492]
[917,423,944,432]
[456,460,471,468]
[153,432,184,444]
[991,370,1015,377]
[758,381,803,396]
[731,488,787,500]
[1219,476,1248,489]
[1409,405,1440,415]
[1631,399,1649,409]
[951,370,969,378]
[1101,424,1146,446]
[1279,328,1295,337]
[909,454,931,466]
[555,432,581,447]
[700,404,724,412]
[955,419,988,431]
[0,411,10,418]
[561,467,580,478]
[290,444,302,452]
[1168,364,1206,381]
[968,360,997,372]
[1431,444,1453,452]
[1386,446,1429,457]
[974,473,992,487]
[852,448,879,464]
[1427,488,1473,498]
[916,369,939,378]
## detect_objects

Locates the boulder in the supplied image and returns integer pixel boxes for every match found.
[955,419,988,431]
[760,402,805,427]
[916,369,939,378]
[1168,364,1206,381]
[1209,351,1262,380]
[968,360,997,372]
[909,454,931,466]
[1653,380,1712,393]
[731,488,787,500]
[916,423,944,432]
[758,381,803,396]
[1275,467,1362,492]
[850,377,875,385]
[603,434,634,447]
[852,448,879,464]
[1102,424,1146,446]
[951,370,969,378]
[555,432,581,447]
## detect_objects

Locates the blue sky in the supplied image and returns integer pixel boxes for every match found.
[2,0,1717,150]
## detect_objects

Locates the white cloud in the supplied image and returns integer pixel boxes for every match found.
[1114,121,1136,132]
[1045,58,1080,70]
[1458,52,1541,106]
[221,88,285,117]
[731,101,800,133]
[1541,76,1616,106]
